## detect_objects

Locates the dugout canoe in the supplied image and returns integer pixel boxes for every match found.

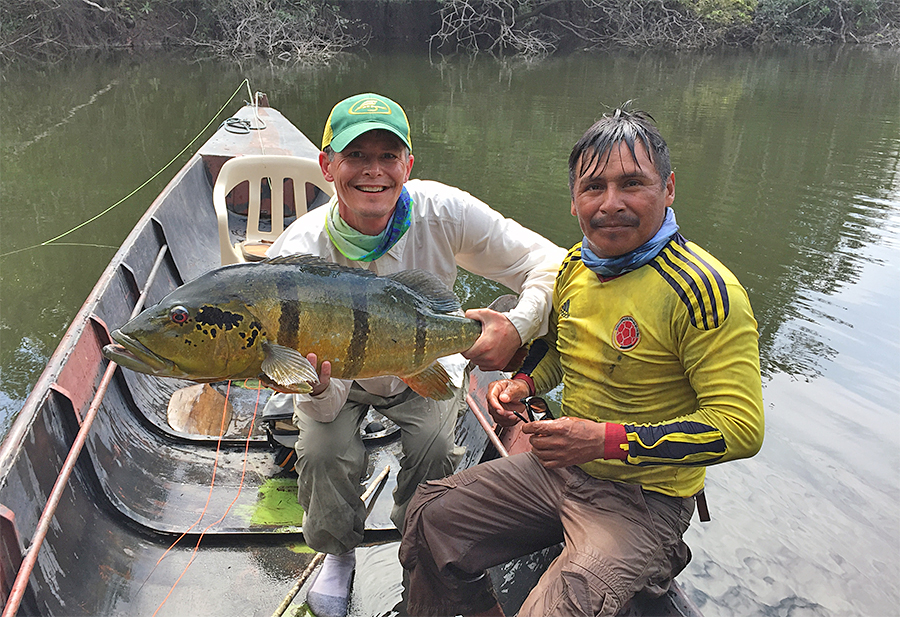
[0,97,703,617]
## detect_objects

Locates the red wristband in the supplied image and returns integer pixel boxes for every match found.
[604,423,628,460]
[512,373,535,397]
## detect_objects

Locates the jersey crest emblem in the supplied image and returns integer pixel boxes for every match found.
[559,299,570,318]
[613,316,640,351]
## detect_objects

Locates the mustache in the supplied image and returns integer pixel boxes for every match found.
[589,214,640,228]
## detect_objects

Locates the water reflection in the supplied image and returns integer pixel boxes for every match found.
[0,46,898,616]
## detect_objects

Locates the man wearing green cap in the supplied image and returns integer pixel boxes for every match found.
[263,93,565,617]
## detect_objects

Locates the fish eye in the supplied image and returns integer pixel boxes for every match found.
[169,306,190,324]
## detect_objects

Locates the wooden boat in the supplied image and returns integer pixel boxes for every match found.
[0,98,703,617]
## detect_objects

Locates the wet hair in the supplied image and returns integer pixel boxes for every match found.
[568,104,672,195]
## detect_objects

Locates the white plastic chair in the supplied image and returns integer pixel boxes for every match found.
[213,155,334,265]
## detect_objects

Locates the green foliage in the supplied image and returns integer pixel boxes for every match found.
[754,0,895,34]
[682,0,758,25]
[113,0,157,17]
[840,0,889,30]
[755,0,830,29]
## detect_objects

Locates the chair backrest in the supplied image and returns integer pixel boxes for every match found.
[213,154,334,265]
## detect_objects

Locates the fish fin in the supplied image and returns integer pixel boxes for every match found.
[487,293,519,313]
[264,253,377,277]
[258,374,313,395]
[387,270,462,314]
[401,361,454,401]
[261,342,319,389]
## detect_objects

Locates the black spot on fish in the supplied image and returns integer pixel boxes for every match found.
[210,329,217,338]
[195,324,202,331]
[196,306,244,331]
[245,321,263,348]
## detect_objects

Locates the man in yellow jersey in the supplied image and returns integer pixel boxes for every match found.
[399,106,765,616]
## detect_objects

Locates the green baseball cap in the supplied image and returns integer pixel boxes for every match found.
[322,93,412,153]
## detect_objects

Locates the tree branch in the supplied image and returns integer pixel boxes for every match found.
[79,0,111,12]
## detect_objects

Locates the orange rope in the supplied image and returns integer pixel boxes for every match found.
[150,381,262,616]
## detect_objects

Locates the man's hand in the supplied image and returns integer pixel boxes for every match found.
[485,378,532,427]
[304,352,331,396]
[522,417,606,468]
[462,308,522,371]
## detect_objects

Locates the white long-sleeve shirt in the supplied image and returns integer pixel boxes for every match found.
[267,178,566,421]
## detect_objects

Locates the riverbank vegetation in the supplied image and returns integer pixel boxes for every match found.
[1,0,897,61]
[433,0,899,53]
[0,0,365,62]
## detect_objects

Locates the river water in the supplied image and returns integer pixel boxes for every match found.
[1,47,898,616]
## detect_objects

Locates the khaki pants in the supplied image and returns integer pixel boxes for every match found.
[399,452,693,616]
[293,380,467,555]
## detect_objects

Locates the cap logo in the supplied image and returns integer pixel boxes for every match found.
[613,316,640,351]
[349,98,392,116]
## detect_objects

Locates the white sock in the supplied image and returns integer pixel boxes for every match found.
[310,550,356,597]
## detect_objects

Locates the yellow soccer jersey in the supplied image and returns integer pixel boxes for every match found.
[525,238,764,497]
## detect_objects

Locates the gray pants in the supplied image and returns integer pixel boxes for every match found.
[293,380,467,555]
[400,452,694,616]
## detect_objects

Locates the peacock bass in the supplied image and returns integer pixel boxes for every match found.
[101,254,482,400]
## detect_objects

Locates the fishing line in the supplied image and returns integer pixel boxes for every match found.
[151,381,263,616]
[135,380,232,602]
[249,85,268,154]
[221,83,268,134]
[33,242,120,250]
[0,78,253,260]
[155,381,234,562]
